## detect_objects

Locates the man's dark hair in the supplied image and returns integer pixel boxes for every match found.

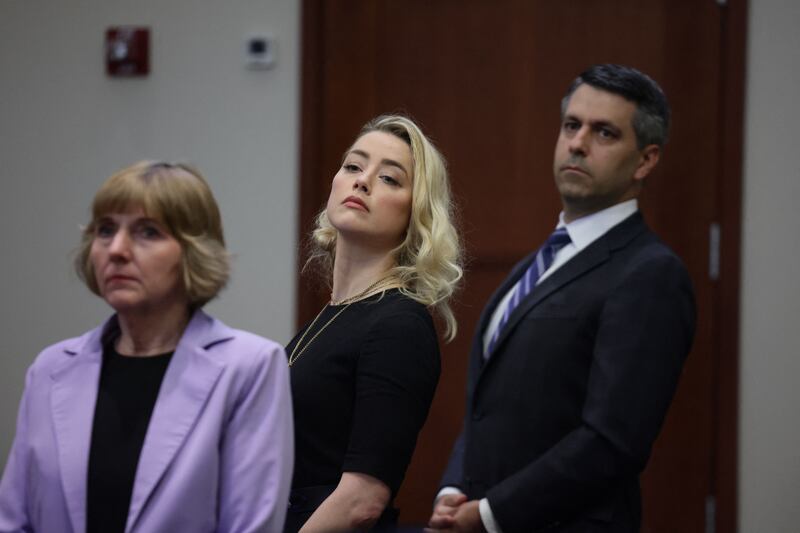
[561,64,671,149]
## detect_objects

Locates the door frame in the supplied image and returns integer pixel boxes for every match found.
[295,1,747,530]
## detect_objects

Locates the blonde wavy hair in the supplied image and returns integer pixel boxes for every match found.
[308,114,464,341]
[75,161,230,309]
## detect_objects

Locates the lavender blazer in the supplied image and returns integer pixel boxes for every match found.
[0,310,294,533]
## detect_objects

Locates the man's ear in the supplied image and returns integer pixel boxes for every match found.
[634,145,661,181]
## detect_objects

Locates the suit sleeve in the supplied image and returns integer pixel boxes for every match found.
[439,427,466,491]
[217,342,294,533]
[486,252,696,531]
[0,367,34,532]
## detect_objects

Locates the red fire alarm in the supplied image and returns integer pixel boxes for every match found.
[106,27,150,77]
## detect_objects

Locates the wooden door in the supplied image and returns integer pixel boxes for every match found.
[297,1,745,531]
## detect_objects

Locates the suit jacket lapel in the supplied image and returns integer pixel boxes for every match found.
[49,323,107,533]
[125,311,230,532]
[491,243,610,355]
[472,252,536,354]
[476,212,648,385]
[467,251,538,396]
[475,251,538,343]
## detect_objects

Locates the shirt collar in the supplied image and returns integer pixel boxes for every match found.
[557,199,638,251]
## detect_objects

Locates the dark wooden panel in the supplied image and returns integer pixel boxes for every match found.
[298,0,745,530]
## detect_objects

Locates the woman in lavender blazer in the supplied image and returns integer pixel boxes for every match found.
[0,161,293,533]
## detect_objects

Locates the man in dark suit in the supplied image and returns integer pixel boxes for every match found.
[427,64,696,532]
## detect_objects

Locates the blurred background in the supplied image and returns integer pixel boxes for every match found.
[1,1,797,532]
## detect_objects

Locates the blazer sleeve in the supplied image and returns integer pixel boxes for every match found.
[439,427,466,491]
[486,251,696,531]
[216,341,294,533]
[0,367,34,532]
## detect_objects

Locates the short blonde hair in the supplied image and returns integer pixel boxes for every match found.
[75,161,230,308]
[309,115,464,340]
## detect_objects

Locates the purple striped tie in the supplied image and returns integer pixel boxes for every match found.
[486,227,572,356]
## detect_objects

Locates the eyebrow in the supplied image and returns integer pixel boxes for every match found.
[96,214,162,225]
[564,114,623,135]
[347,149,409,177]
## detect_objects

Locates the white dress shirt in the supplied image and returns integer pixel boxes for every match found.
[439,199,639,533]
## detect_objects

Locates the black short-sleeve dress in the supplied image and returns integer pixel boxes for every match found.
[285,289,440,531]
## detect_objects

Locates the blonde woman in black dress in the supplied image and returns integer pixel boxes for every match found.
[285,115,463,532]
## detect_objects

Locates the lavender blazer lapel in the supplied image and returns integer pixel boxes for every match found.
[125,311,230,532]
[49,325,105,533]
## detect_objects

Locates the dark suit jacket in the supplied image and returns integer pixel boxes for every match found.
[441,212,696,532]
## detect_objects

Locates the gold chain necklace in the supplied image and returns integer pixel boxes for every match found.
[288,276,394,367]
[330,275,398,305]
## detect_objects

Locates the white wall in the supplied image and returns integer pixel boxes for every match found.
[0,0,300,462]
[739,1,800,531]
[2,1,800,530]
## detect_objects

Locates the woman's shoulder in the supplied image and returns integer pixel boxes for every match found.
[360,290,438,343]
[31,338,82,370]
[26,322,106,379]
[217,325,284,354]
[365,289,432,319]
[197,312,287,368]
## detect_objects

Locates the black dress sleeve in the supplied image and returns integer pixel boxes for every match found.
[342,306,440,495]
